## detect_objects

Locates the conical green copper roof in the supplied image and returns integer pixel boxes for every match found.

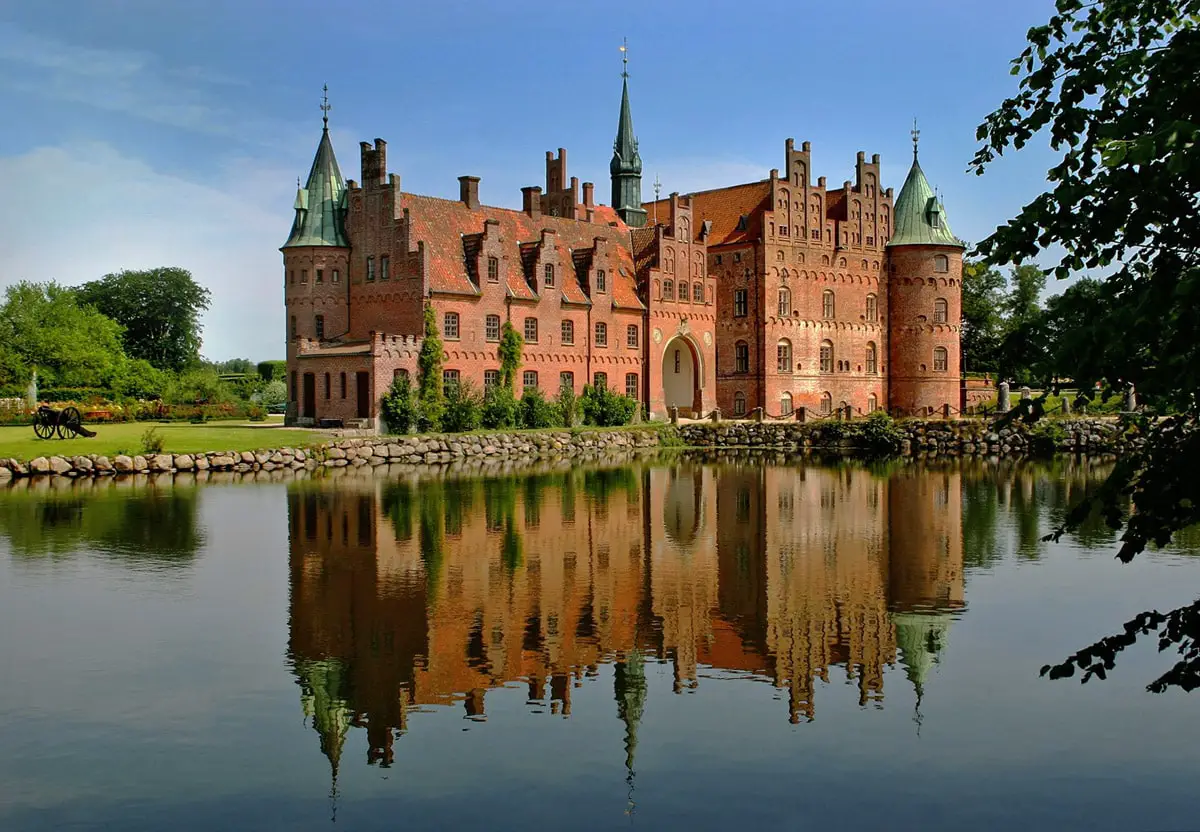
[283,127,348,248]
[298,658,352,778]
[892,611,951,699]
[887,155,964,249]
[610,76,642,177]
[614,650,647,773]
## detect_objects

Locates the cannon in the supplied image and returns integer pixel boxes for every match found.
[32,406,97,440]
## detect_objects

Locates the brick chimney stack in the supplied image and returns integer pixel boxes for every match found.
[458,175,480,209]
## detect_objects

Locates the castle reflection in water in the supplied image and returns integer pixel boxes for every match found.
[286,462,964,774]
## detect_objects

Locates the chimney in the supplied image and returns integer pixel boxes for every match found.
[522,186,543,219]
[458,175,480,209]
[582,181,594,207]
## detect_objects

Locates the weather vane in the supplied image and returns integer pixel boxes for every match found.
[619,37,628,78]
[321,83,331,128]
[911,117,920,160]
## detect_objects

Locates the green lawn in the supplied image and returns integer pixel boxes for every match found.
[0,417,330,461]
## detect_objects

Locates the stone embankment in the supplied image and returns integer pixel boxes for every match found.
[678,417,1137,457]
[0,427,664,480]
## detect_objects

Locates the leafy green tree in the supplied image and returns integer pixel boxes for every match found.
[380,373,417,434]
[0,281,127,389]
[257,360,287,381]
[212,358,254,375]
[443,379,484,432]
[416,304,444,431]
[75,267,211,372]
[971,0,1200,690]
[162,368,233,405]
[112,358,168,400]
[555,381,578,427]
[498,321,524,390]
[260,379,288,407]
[520,387,559,428]
[962,260,1007,373]
[482,384,520,429]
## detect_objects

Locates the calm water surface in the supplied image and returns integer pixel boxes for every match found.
[1,458,1198,830]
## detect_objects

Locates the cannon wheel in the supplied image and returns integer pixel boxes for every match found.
[33,409,56,440]
[57,407,82,439]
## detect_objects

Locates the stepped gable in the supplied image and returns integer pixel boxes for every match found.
[645,180,771,246]
[401,193,644,309]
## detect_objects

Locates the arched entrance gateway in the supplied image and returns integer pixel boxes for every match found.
[661,336,702,417]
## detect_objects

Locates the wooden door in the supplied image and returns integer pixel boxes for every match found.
[356,371,370,419]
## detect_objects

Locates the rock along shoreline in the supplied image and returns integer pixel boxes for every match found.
[0,418,1136,482]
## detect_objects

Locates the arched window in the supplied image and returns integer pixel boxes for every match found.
[820,392,833,415]
[777,287,791,317]
[777,339,792,373]
[735,341,749,374]
[866,293,877,322]
[733,391,747,417]
[867,393,878,413]
[693,282,704,303]
[865,342,878,374]
[933,346,949,372]
[822,290,835,319]
[820,340,833,374]
[934,298,948,323]
[663,279,674,300]
[934,254,949,273]
[781,392,793,416]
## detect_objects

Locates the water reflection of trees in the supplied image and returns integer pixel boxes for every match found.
[0,482,204,564]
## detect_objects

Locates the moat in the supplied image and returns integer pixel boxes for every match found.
[1,458,1198,830]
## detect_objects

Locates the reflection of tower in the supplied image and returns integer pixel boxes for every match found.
[614,649,647,817]
[887,467,964,718]
[295,657,352,808]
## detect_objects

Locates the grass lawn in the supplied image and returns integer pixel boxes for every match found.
[0,417,330,461]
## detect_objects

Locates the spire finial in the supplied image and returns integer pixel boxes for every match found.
[653,174,661,224]
[911,117,920,162]
[620,37,628,79]
[320,83,331,129]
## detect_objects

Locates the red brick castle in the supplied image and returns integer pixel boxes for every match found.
[283,75,963,427]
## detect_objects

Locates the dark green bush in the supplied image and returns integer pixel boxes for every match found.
[443,380,484,433]
[857,411,904,456]
[555,383,578,427]
[580,384,637,427]
[482,384,520,429]
[521,387,560,429]
[381,374,418,434]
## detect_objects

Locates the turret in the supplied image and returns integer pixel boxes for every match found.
[282,87,352,421]
[885,128,965,415]
[610,42,647,228]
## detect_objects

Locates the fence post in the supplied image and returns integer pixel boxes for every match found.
[752,407,764,423]
[796,406,806,423]
[710,408,721,424]
[844,404,854,421]
[943,403,952,419]
[669,406,679,425]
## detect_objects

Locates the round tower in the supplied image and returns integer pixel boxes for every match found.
[885,132,965,415]
[282,90,351,422]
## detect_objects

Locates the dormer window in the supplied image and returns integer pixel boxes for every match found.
[736,215,749,231]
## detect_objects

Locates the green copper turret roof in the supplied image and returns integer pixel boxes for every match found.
[610,75,642,177]
[892,611,952,700]
[887,154,964,249]
[283,127,348,248]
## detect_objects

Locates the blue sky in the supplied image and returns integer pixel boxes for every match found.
[0,0,1062,360]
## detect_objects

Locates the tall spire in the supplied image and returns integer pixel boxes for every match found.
[887,125,965,249]
[611,39,647,228]
[615,649,647,818]
[283,85,348,249]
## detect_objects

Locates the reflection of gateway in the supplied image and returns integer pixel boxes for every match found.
[285,463,965,772]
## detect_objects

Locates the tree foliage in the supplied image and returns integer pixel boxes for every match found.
[416,304,445,431]
[972,0,1200,690]
[0,281,127,389]
[497,321,524,390]
[962,260,1007,373]
[75,267,211,372]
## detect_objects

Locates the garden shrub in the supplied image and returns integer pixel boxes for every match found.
[521,387,560,429]
[857,411,904,456]
[442,380,484,433]
[482,384,520,430]
[580,384,637,427]
[381,373,418,434]
[555,383,578,427]
[140,427,165,455]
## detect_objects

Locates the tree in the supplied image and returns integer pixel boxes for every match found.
[497,321,524,390]
[961,260,1007,373]
[416,303,444,431]
[971,0,1200,690]
[260,379,287,407]
[0,281,127,390]
[75,267,211,372]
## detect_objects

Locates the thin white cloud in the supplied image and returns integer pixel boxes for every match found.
[0,141,294,361]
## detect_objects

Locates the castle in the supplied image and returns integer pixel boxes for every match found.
[283,68,964,426]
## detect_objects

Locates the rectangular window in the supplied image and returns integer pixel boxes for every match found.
[544,263,555,288]
[332,269,340,284]
[340,372,346,399]
[561,319,574,346]
[626,324,638,348]
[315,315,325,340]
[381,255,390,280]
[442,369,460,396]
[811,228,820,240]
[594,322,607,347]
[734,289,748,318]
[316,269,324,283]
[523,370,538,392]
[487,257,499,283]
[733,252,742,263]
[693,283,704,304]
[300,269,308,284]
[715,254,723,265]
[484,369,500,390]
[367,257,376,281]
[559,371,574,391]
[485,314,500,342]
[625,373,638,400]
[597,269,606,293]
[290,315,297,339]
[524,317,538,343]
[289,271,295,285]
[866,236,874,246]
[593,372,607,390]
[735,343,749,374]
[444,312,459,340]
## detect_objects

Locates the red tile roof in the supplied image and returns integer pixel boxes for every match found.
[400,193,642,310]
[645,180,771,247]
